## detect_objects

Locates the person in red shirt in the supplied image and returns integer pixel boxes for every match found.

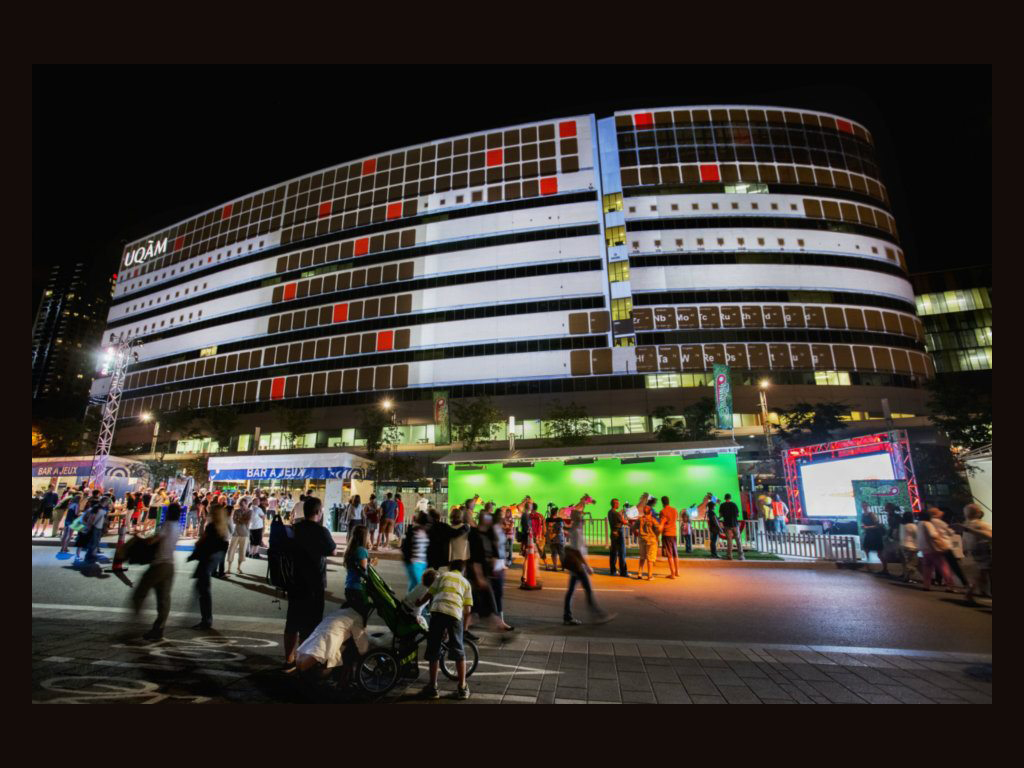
[395,494,406,542]
[659,497,679,579]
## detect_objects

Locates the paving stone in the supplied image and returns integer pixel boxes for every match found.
[717,684,763,704]
[663,645,694,659]
[556,671,588,688]
[652,683,692,704]
[779,683,815,704]
[680,674,718,696]
[554,698,587,704]
[621,689,657,703]
[944,687,991,704]
[760,698,797,704]
[589,642,615,656]
[587,679,622,701]
[899,677,965,701]
[825,672,885,695]
[688,646,722,660]
[613,642,640,656]
[619,674,654,692]
[558,653,587,670]
[671,659,705,674]
[876,684,935,704]
[807,680,867,704]
[810,696,832,704]
[554,686,587,700]
[690,694,727,704]
[587,662,618,680]
[788,663,834,682]
[705,668,745,686]
[744,678,791,700]
[644,666,679,683]
[615,657,644,672]
[536,691,556,704]
[636,643,667,658]
[728,661,768,678]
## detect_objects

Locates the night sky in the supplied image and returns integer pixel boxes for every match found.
[32,66,990,315]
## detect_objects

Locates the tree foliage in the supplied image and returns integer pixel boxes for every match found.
[373,451,422,483]
[158,410,202,440]
[925,377,992,450]
[203,407,239,452]
[272,405,313,448]
[179,455,210,486]
[138,457,180,487]
[775,401,850,445]
[358,405,400,458]
[543,400,593,446]
[651,405,684,442]
[451,397,503,451]
[679,398,719,442]
[32,416,88,457]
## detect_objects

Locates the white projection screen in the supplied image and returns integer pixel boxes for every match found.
[799,452,896,518]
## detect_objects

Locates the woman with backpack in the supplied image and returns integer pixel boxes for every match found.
[226,498,252,574]
[188,501,229,630]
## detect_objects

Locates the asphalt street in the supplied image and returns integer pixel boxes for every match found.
[31,544,992,653]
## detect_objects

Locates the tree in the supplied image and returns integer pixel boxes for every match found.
[158,410,202,441]
[203,407,239,452]
[651,405,685,442]
[358,405,400,459]
[451,397,502,451]
[373,451,422,483]
[179,455,210,486]
[678,398,718,442]
[138,457,180,487]
[925,377,992,450]
[32,416,87,457]
[272,405,313,448]
[543,400,593,446]
[775,401,850,445]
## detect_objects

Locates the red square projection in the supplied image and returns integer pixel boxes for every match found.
[376,330,394,351]
[318,201,332,218]
[836,119,854,134]
[486,148,503,167]
[221,203,233,220]
[173,236,185,252]
[386,202,403,220]
[699,164,720,182]
[540,177,558,196]
[362,158,376,176]
[559,120,577,138]
[633,112,653,129]
[270,377,285,400]
[354,237,369,256]
[283,283,296,301]
[333,303,348,323]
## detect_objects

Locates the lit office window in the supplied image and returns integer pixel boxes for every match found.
[603,193,624,213]
[611,298,632,321]
[608,260,630,283]
[605,225,626,248]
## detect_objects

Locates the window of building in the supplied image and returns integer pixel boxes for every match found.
[611,298,633,321]
[813,370,852,386]
[605,225,626,248]
[608,261,630,283]
[603,193,624,213]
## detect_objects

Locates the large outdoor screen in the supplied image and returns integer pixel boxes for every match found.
[799,452,895,518]
[448,454,740,515]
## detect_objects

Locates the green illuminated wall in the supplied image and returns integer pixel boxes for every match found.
[447,454,740,512]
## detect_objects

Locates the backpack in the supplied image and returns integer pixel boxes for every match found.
[267,521,296,591]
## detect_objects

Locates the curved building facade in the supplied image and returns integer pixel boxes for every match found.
[98,106,932,451]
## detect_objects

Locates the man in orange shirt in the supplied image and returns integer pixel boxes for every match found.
[659,496,679,579]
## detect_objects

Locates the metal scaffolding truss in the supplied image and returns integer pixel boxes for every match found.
[783,430,921,519]
[89,334,142,489]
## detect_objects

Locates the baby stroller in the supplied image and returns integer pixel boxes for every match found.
[355,565,479,695]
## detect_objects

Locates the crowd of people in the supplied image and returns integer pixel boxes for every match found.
[859,501,992,603]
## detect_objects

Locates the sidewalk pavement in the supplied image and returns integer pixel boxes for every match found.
[31,603,992,704]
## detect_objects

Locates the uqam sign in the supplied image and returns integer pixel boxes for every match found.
[123,238,168,267]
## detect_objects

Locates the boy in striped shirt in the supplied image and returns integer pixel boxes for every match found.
[417,559,473,699]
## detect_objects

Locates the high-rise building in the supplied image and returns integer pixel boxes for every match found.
[94,106,933,460]
[32,262,117,416]
[911,265,992,378]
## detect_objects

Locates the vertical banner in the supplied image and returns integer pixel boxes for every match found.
[433,390,450,445]
[851,479,912,536]
[713,364,733,430]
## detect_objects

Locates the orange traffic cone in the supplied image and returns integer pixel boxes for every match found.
[520,535,542,590]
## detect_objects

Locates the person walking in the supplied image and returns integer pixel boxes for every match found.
[364,494,381,549]
[563,506,613,625]
[84,493,112,566]
[636,500,661,580]
[719,493,745,561]
[772,494,789,534]
[861,508,886,573]
[394,493,406,543]
[960,504,992,603]
[501,507,516,567]
[225,498,252,574]
[680,506,694,554]
[607,498,629,577]
[58,492,81,553]
[379,492,398,550]
[930,507,969,589]
[132,501,181,641]
[701,493,721,558]
[248,499,266,560]
[344,494,363,542]
[916,507,955,591]
[659,496,681,576]
[467,506,514,633]
[898,510,920,583]
[417,560,474,700]
[282,497,338,667]
[402,512,431,595]
[33,488,59,537]
[188,501,229,630]
[545,505,565,572]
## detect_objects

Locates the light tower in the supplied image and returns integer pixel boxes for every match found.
[88,333,142,489]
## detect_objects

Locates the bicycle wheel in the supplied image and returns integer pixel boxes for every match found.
[440,638,479,680]
[357,649,400,695]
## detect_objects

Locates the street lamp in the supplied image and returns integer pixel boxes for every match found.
[380,397,396,425]
[758,379,772,455]
[141,412,160,454]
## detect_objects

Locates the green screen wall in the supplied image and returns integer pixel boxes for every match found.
[447,454,740,512]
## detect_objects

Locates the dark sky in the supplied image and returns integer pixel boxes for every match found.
[32,66,990,315]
